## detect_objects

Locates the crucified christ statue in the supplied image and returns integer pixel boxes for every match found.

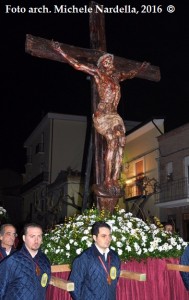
[54,42,149,197]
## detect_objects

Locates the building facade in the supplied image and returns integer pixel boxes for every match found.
[122,119,164,220]
[156,122,189,240]
[22,113,87,227]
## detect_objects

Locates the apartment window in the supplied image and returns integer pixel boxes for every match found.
[135,160,144,195]
[35,132,44,154]
[35,143,44,154]
[166,162,173,181]
[26,146,32,164]
[125,158,145,198]
[184,156,189,183]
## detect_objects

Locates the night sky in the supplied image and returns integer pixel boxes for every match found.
[0,0,188,173]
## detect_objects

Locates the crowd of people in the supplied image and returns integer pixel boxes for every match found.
[1,217,189,299]
[0,220,117,299]
[0,220,121,299]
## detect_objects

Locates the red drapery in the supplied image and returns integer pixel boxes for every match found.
[47,258,189,300]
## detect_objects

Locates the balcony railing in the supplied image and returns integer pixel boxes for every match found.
[125,175,158,200]
[125,176,145,199]
[155,177,189,204]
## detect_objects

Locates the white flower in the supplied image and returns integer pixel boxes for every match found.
[136,248,142,255]
[126,221,133,229]
[116,241,123,248]
[121,236,126,242]
[66,244,70,250]
[111,235,117,242]
[118,249,123,255]
[118,209,125,214]
[125,212,132,217]
[76,248,82,255]
[169,237,177,246]
[76,222,84,227]
[141,235,147,242]
[86,241,92,248]
[177,245,181,250]
[106,220,115,227]
[81,236,88,242]
[130,229,138,236]
[125,245,132,252]
[150,224,157,230]
[134,242,140,251]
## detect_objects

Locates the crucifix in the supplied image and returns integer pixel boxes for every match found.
[25,1,160,212]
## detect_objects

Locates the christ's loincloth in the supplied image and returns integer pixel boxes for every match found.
[93,112,126,138]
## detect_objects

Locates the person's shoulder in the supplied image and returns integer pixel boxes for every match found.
[39,249,48,257]
[10,246,17,253]
[79,247,92,257]
[38,249,50,263]
[0,249,19,266]
[9,249,22,260]
[180,245,189,265]
[183,245,189,254]
[41,252,51,264]
[72,247,93,263]
[109,248,120,260]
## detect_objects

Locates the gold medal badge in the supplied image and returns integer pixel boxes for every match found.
[41,273,48,287]
[110,266,117,280]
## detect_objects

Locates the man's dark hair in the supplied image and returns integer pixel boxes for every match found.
[91,221,111,236]
[23,223,43,235]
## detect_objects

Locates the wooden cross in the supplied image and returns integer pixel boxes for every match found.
[25,1,160,208]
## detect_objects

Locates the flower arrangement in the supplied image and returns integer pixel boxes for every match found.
[0,206,7,223]
[42,207,188,266]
